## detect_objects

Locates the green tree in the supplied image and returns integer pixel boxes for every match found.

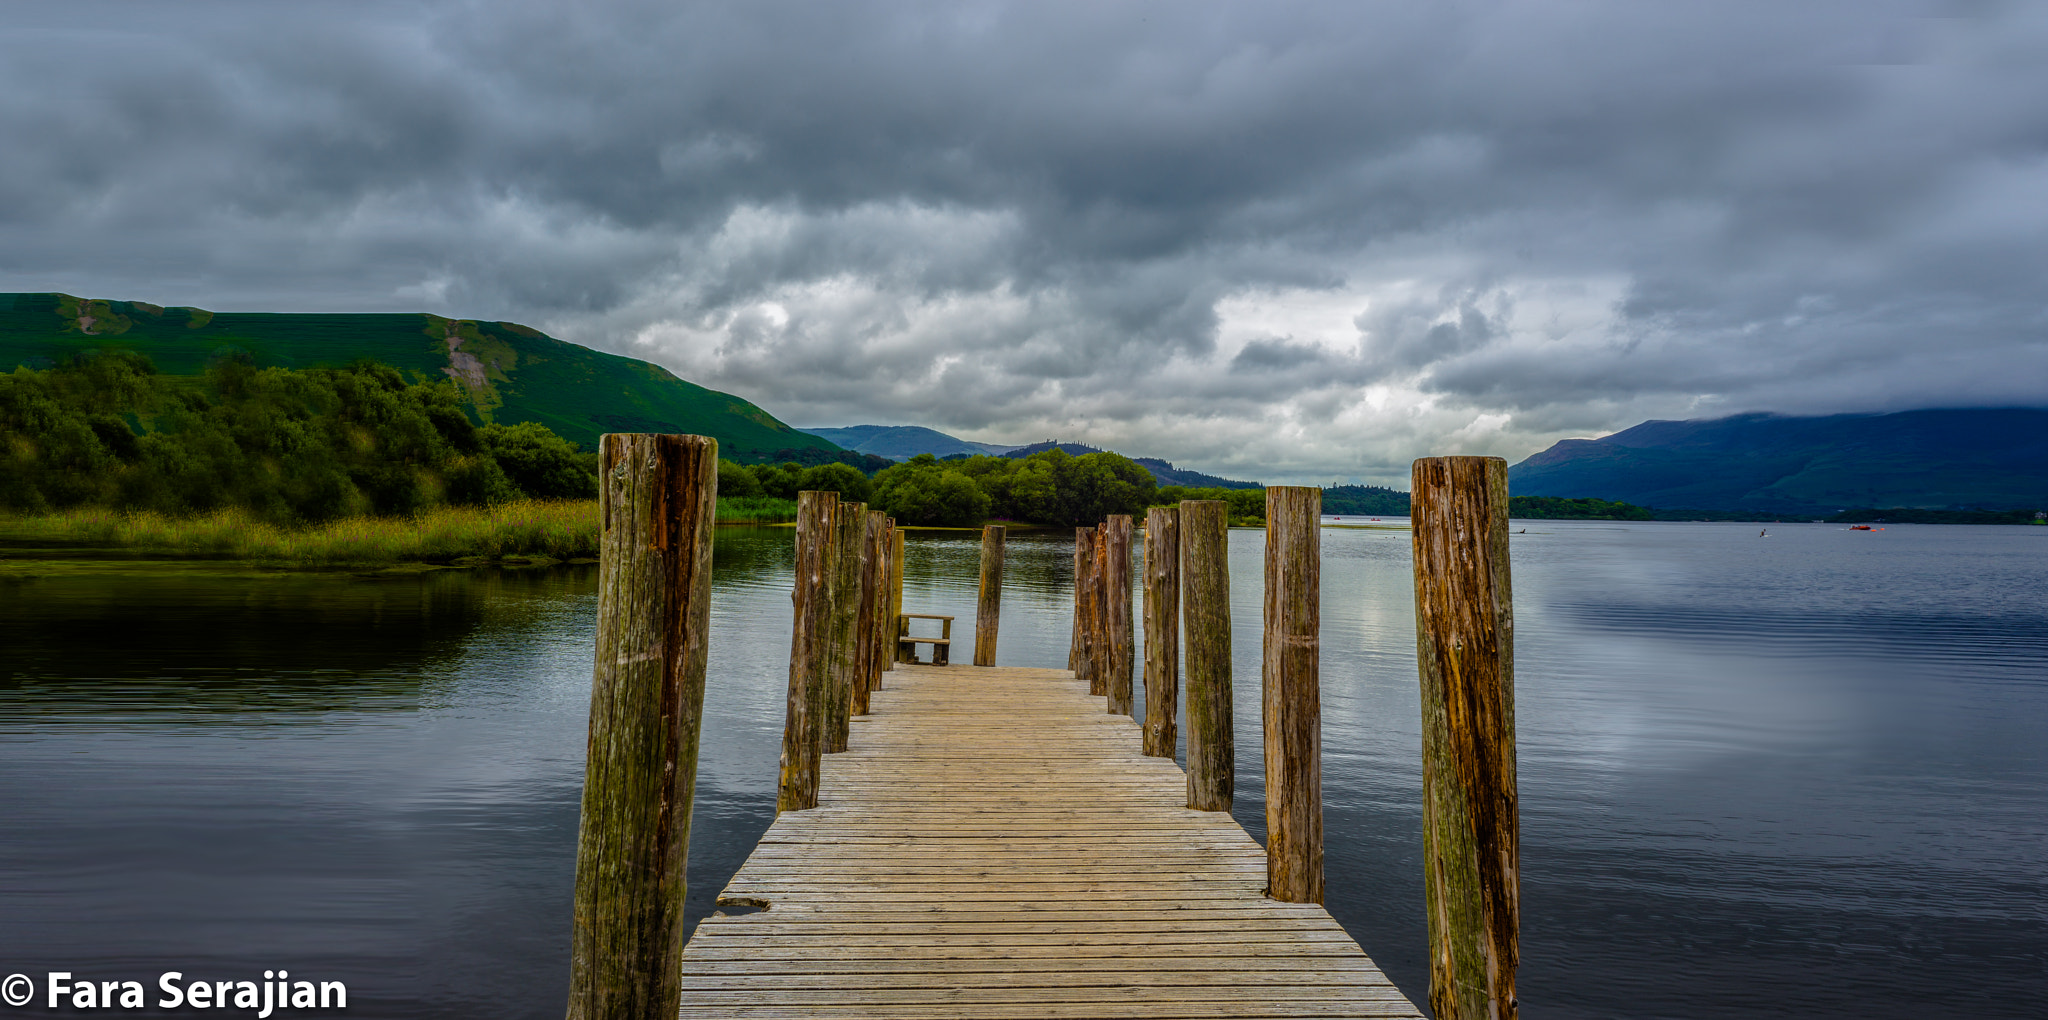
[478,421,597,499]
[872,455,991,526]
[718,458,765,497]
[796,461,873,503]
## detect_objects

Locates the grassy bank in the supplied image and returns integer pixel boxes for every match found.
[0,497,813,566]
[0,501,602,565]
[717,496,799,524]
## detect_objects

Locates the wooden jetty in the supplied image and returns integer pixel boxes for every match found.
[565,444,1517,1020]
[680,661,1420,1018]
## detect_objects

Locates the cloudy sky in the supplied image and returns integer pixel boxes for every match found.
[5,1,2044,484]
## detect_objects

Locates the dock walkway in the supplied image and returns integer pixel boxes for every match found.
[678,662,1422,1019]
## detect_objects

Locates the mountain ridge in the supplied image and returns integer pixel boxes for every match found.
[0,292,839,460]
[800,427,1262,489]
[1510,407,2048,514]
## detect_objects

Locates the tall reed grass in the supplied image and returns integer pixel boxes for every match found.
[716,496,799,524]
[0,501,601,565]
[2,496,801,566]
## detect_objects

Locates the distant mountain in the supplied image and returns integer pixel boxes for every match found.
[798,424,1019,460]
[0,293,838,459]
[1510,408,2048,515]
[1133,458,1262,490]
[800,426,1262,488]
[1001,440,1106,460]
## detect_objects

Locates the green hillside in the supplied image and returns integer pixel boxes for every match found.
[0,292,836,460]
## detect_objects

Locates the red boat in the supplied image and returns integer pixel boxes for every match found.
[1850,525,1874,531]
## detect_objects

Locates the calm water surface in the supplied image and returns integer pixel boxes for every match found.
[2,522,2044,1018]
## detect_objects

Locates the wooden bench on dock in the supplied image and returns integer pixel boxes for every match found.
[895,612,953,665]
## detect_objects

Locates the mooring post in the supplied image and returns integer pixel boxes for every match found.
[1142,506,1180,757]
[877,518,896,685]
[565,433,717,1020]
[1104,514,1135,716]
[1180,499,1232,811]
[1263,486,1323,904]
[1411,455,1520,1020]
[974,524,1006,666]
[1069,530,1086,671]
[890,526,908,663]
[853,511,885,716]
[1073,527,1099,692]
[777,491,837,812]
[1090,522,1111,697]
[824,501,865,753]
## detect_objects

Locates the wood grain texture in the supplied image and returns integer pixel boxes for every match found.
[1090,523,1111,698]
[778,492,837,813]
[1142,506,1180,758]
[681,662,1423,1019]
[566,432,717,1020]
[1104,514,1135,717]
[1410,456,1519,1020]
[824,501,866,753]
[975,524,1006,666]
[1263,486,1323,905]
[1068,531,1085,671]
[1073,528,1100,695]
[890,527,908,663]
[874,520,896,686]
[852,512,884,717]
[1180,500,1233,812]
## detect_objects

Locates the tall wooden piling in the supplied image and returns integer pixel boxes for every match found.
[876,519,896,686]
[1142,506,1180,757]
[777,492,837,812]
[566,433,717,1020]
[974,525,1006,666]
[853,512,885,716]
[1411,456,1520,1020]
[1090,523,1111,697]
[1180,499,1233,811]
[1073,527,1100,694]
[824,501,865,753]
[890,526,908,662]
[1263,486,1323,904]
[1104,514,1135,716]
[1069,532,1086,671]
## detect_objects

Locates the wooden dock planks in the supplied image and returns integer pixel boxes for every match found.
[679,663,1423,1019]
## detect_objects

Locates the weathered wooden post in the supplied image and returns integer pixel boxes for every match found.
[1090,523,1111,697]
[777,491,837,812]
[1142,506,1180,756]
[1069,532,1086,671]
[1104,514,1135,716]
[823,501,865,753]
[853,511,885,716]
[1411,456,1520,1020]
[565,433,717,1020]
[974,524,1006,666]
[876,518,896,685]
[1073,527,1099,692]
[890,526,908,663]
[1263,486,1322,904]
[1180,499,1232,811]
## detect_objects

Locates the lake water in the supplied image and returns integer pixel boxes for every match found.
[2,522,2044,1018]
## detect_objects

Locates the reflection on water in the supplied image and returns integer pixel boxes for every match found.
[2,522,2044,1018]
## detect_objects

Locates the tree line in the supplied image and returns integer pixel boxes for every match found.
[720,449,1162,527]
[0,352,596,522]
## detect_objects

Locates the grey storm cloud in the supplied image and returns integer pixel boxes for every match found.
[4,0,2045,483]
